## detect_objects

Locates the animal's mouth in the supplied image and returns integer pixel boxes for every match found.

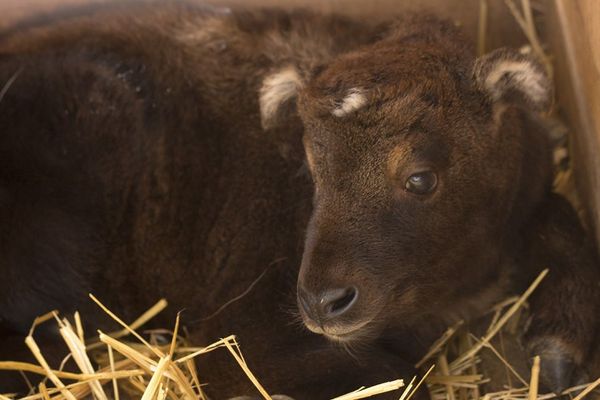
[323,329,362,343]
[303,316,376,343]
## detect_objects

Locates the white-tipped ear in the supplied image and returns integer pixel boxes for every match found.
[474,48,551,111]
[259,67,302,130]
[331,88,368,117]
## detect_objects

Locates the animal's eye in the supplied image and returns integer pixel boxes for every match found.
[405,171,437,195]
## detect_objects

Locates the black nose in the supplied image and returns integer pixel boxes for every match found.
[298,286,358,323]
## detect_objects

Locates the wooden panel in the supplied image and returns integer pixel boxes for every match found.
[546,0,600,246]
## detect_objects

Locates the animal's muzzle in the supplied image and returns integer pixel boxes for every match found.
[297,286,358,327]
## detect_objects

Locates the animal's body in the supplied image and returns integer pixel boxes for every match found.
[0,2,598,398]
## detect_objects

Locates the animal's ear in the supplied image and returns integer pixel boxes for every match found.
[259,66,303,130]
[474,48,552,112]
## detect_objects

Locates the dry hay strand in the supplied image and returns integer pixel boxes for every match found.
[0,294,411,400]
[1,270,598,400]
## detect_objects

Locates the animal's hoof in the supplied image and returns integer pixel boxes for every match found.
[527,337,586,394]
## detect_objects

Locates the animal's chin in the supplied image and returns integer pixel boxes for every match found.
[323,330,363,343]
[304,317,376,343]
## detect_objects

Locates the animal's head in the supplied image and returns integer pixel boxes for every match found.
[260,18,553,343]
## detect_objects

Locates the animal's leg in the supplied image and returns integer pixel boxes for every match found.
[522,194,600,393]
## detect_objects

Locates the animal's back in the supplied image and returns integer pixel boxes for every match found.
[0,3,409,398]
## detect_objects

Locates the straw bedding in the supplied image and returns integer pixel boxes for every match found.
[1,1,599,399]
[0,270,598,400]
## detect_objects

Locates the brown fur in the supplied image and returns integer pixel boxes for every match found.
[0,2,598,398]
[294,14,599,394]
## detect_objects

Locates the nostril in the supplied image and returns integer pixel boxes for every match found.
[329,288,357,314]
[321,287,358,318]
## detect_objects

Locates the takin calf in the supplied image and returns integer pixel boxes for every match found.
[0,2,598,398]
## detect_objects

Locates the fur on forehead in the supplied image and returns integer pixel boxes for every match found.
[331,88,368,117]
[300,46,478,119]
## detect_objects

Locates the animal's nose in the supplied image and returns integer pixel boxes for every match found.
[320,287,358,317]
[298,286,358,323]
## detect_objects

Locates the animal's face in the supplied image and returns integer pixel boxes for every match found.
[259,26,551,343]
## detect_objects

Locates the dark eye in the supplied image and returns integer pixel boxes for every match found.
[405,171,438,195]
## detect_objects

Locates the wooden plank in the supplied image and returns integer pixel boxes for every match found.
[546,0,600,247]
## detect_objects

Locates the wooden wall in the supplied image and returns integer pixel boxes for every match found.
[547,0,600,246]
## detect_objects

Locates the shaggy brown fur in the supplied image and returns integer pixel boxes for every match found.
[289,16,600,393]
[0,2,598,398]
